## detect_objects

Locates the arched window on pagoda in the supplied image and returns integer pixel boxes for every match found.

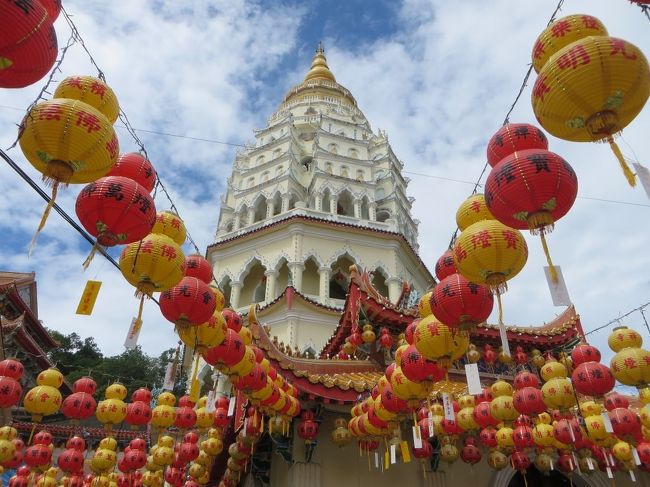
[270,192,282,217]
[337,190,354,217]
[376,208,391,223]
[328,143,338,154]
[275,166,284,177]
[302,257,320,297]
[240,259,267,305]
[256,155,265,166]
[360,195,371,220]
[340,166,349,178]
[252,195,267,223]
[325,162,333,174]
[322,188,332,213]
[261,171,270,183]
[371,267,389,298]
[348,148,359,159]
[329,254,355,300]
[273,148,282,160]
[276,258,290,294]
[219,276,233,307]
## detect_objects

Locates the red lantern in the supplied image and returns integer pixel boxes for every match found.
[475,387,493,403]
[556,452,576,474]
[571,362,615,397]
[125,400,152,427]
[460,441,482,464]
[380,383,408,414]
[66,436,85,452]
[234,363,267,393]
[349,329,363,347]
[73,376,97,395]
[0,376,22,408]
[479,426,498,448]
[553,418,582,445]
[76,176,156,246]
[182,255,212,285]
[33,430,52,445]
[379,328,394,349]
[122,448,146,471]
[473,401,499,428]
[609,408,642,440]
[483,344,497,365]
[61,392,97,421]
[435,250,457,280]
[413,439,433,459]
[359,439,379,452]
[513,371,539,390]
[511,451,531,473]
[3,441,24,469]
[23,444,51,468]
[405,321,417,345]
[605,393,629,411]
[131,387,152,403]
[214,407,229,428]
[178,442,199,463]
[430,274,493,331]
[222,309,242,332]
[637,442,650,465]
[401,344,445,383]
[442,418,462,436]
[174,405,197,430]
[297,411,318,443]
[58,448,85,474]
[0,359,23,379]
[0,1,57,88]
[164,467,184,487]
[203,329,245,366]
[486,123,548,167]
[513,424,534,450]
[160,276,216,328]
[513,387,545,416]
[571,342,601,366]
[513,346,528,366]
[107,153,157,192]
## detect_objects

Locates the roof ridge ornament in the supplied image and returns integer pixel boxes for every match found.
[304,43,336,82]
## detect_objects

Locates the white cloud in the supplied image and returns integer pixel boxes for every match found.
[0,0,648,371]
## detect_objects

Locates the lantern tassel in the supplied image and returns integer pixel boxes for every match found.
[28,181,59,257]
[188,353,201,403]
[495,292,511,358]
[135,294,146,328]
[607,135,636,187]
[539,232,558,283]
[82,242,101,270]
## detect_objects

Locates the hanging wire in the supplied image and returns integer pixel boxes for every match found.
[445,0,565,250]
[583,300,650,336]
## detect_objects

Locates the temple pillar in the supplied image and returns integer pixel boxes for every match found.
[369,202,376,221]
[289,262,304,292]
[281,194,291,213]
[265,270,278,302]
[315,193,322,212]
[247,207,255,226]
[233,213,241,230]
[266,201,275,219]
[230,281,242,309]
[329,195,337,215]
[386,276,401,304]
[319,266,331,303]
[353,199,361,218]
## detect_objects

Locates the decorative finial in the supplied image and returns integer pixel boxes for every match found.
[304,42,335,82]
[316,42,324,54]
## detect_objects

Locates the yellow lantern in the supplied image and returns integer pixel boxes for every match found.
[95,398,127,429]
[389,367,425,401]
[490,395,518,423]
[487,450,509,470]
[440,443,459,463]
[540,357,567,381]
[531,17,650,187]
[19,99,119,249]
[105,383,127,400]
[496,426,514,450]
[458,395,475,409]
[157,392,176,406]
[24,367,64,421]
[608,326,650,387]
[226,346,255,377]
[238,326,253,346]
[331,417,352,447]
[374,397,398,423]
[201,437,223,456]
[639,386,650,405]
[0,427,17,440]
[542,377,576,410]
[533,422,555,447]
[53,76,120,123]
[189,463,206,479]
[178,311,228,353]
[612,440,633,462]
[394,344,409,367]
[35,467,58,487]
[531,14,608,73]
[419,293,433,318]
[413,315,467,362]
[91,448,117,473]
[91,475,112,487]
[579,400,602,417]
[456,194,494,231]
[210,285,226,312]
[0,439,15,463]
[152,211,187,245]
[453,219,528,292]
[151,393,176,430]
[640,404,650,428]
[119,232,185,323]
[361,324,376,343]
[534,453,553,474]
[490,380,513,398]
[142,471,162,487]
[457,407,479,431]
[466,344,481,363]
[152,446,174,467]
[99,437,117,451]
[585,414,609,441]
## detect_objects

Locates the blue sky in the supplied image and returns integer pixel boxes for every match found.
[0,0,649,372]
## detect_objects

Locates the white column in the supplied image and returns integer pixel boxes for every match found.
[288,262,304,292]
[266,201,275,219]
[315,193,322,212]
[281,194,291,213]
[386,276,401,304]
[353,199,361,218]
[319,266,331,303]
[264,270,278,302]
[329,195,337,215]
[233,213,241,230]
[247,207,255,226]
[230,281,242,308]
[369,203,377,221]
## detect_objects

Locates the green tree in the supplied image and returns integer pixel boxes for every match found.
[47,330,103,383]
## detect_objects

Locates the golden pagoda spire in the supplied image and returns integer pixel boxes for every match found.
[304,42,336,82]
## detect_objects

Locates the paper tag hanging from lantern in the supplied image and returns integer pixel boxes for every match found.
[545,266,571,306]
[465,363,482,395]
[227,396,236,417]
[630,471,636,482]
[374,452,379,469]
[400,440,411,463]
[206,390,216,413]
[498,323,511,358]
[124,317,142,350]
[390,444,396,464]
[602,412,614,433]
[442,393,455,421]
[632,163,650,201]
[76,280,102,315]
[632,447,642,466]
[427,412,434,438]
[412,425,422,449]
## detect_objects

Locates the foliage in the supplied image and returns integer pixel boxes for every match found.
[47,329,179,396]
